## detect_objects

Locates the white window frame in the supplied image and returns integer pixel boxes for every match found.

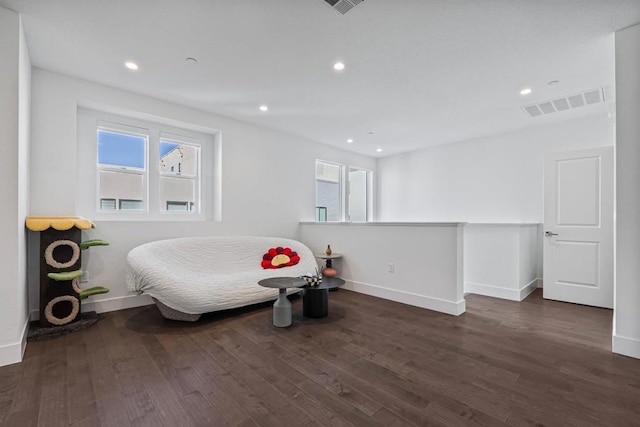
[347,166,373,222]
[77,108,218,221]
[158,132,201,215]
[96,122,149,214]
[315,159,345,222]
[315,159,374,223]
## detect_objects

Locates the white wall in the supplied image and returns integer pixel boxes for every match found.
[614,23,640,360]
[299,223,465,315]
[0,7,30,367]
[28,69,376,316]
[377,115,614,223]
[17,13,31,361]
[464,224,540,301]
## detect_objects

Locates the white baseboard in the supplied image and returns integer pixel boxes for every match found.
[465,278,538,302]
[535,278,543,288]
[343,280,465,316]
[82,294,154,314]
[0,313,30,367]
[29,294,154,321]
[613,334,640,360]
[520,279,539,300]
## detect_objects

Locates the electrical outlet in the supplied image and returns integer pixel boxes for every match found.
[80,271,89,283]
[388,263,395,273]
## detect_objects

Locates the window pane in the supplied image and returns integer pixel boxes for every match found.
[160,142,198,177]
[167,201,189,211]
[315,207,327,222]
[99,170,144,211]
[315,161,341,221]
[348,169,369,221]
[160,176,196,212]
[98,129,146,169]
[119,199,144,211]
[100,198,116,210]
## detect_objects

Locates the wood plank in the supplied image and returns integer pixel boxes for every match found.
[221,327,366,427]
[2,340,45,426]
[85,314,131,427]
[0,289,638,426]
[36,335,69,427]
[66,332,99,426]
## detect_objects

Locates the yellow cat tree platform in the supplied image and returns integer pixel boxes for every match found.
[25,216,95,232]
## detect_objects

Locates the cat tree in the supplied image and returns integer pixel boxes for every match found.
[26,216,109,338]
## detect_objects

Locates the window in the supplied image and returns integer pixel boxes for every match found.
[119,199,144,211]
[315,206,327,222]
[100,198,116,210]
[348,167,371,222]
[315,160,342,222]
[77,108,218,221]
[97,127,147,212]
[166,201,190,211]
[315,160,372,222]
[159,138,199,213]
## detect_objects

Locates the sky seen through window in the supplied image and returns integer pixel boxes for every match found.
[97,130,178,168]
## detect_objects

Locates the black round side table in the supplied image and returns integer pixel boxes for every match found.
[302,276,345,318]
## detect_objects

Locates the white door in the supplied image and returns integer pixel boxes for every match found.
[543,147,613,309]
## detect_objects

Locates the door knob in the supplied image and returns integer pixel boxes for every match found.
[545,231,559,237]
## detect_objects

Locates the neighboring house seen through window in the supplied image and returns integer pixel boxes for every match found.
[159,139,199,213]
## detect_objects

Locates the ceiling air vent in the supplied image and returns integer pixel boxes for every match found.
[324,0,365,15]
[522,88,605,118]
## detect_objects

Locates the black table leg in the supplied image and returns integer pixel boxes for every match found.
[303,288,329,318]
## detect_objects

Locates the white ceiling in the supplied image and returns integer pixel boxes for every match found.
[2,0,639,157]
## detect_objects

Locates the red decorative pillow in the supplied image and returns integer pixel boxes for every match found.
[261,247,300,269]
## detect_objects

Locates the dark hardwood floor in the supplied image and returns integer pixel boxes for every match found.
[1,289,639,427]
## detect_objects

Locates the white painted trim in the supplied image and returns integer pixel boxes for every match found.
[0,314,30,367]
[82,294,154,314]
[519,279,538,300]
[343,280,466,316]
[465,278,538,302]
[456,223,465,306]
[467,223,542,227]
[536,278,543,288]
[613,334,640,360]
[19,312,29,359]
[29,294,154,321]
[299,221,465,227]
[465,282,520,301]
[0,342,21,367]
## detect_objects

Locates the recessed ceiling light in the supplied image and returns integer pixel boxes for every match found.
[547,80,560,86]
[259,105,268,112]
[125,61,139,70]
[347,138,354,143]
[333,62,345,71]
[186,57,198,64]
[520,88,532,95]
[376,148,382,153]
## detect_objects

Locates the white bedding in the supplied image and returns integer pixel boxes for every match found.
[126,236,319,314]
